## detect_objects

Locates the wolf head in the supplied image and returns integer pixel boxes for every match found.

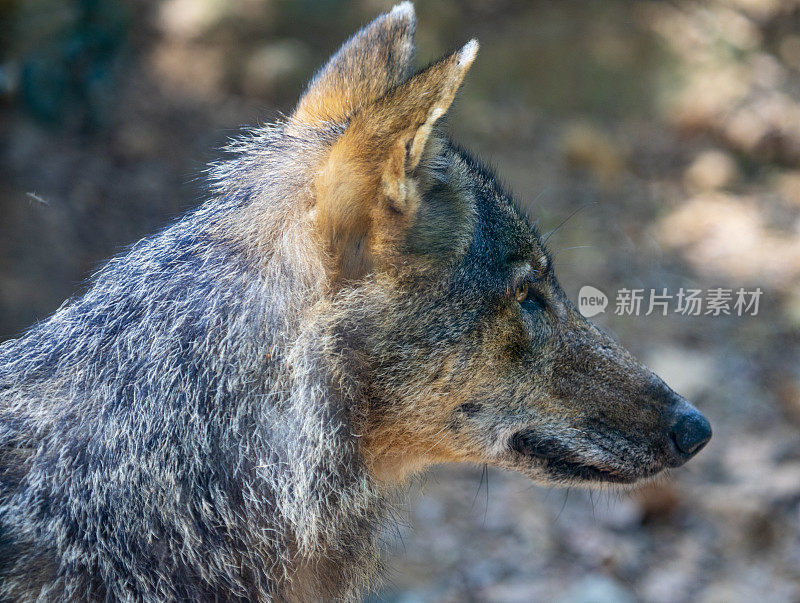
[285,3,711,487]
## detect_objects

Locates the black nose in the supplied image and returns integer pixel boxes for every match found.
[669,405,712,458]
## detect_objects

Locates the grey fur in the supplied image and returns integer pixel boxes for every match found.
[0,121,383,600]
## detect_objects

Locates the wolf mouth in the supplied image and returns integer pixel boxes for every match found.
[538,456,639,484]
[509,430,653,484]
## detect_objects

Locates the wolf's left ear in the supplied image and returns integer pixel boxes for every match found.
[292,2,416,126]
[315,40,478,280]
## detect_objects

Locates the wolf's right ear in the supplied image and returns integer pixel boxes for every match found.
[313,40,477,281]
[292,2,416,127]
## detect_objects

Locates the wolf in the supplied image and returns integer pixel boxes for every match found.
[0,3,711,600]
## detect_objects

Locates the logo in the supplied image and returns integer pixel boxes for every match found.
[577,286,761,317]
[578,285,608,317]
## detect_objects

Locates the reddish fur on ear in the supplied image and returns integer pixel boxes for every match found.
[292,3,416,127]
[314,40,478,282]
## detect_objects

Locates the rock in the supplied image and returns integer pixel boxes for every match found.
[684,150,737,192]
[158,0,227,39]
[558,574,636,603]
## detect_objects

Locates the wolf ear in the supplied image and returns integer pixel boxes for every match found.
[292,2,416,126]
[315,40,478,280]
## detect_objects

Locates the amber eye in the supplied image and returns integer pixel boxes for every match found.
[515,281,530,303]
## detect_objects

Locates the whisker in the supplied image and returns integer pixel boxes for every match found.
[554,487,571,523]
[483,465,490,526]
[553,245,594,256]
[471,463,486,510]
[422,427,451,455]
[542,203,596,245]
[532,186,552,204]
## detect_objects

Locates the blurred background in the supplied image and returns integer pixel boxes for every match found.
[1,0,800,600]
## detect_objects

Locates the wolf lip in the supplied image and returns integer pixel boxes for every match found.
[509,431,556,459]
[510,430,636,484]
[544,457,635,484]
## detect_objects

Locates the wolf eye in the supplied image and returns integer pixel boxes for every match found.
[514,270,543,305]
